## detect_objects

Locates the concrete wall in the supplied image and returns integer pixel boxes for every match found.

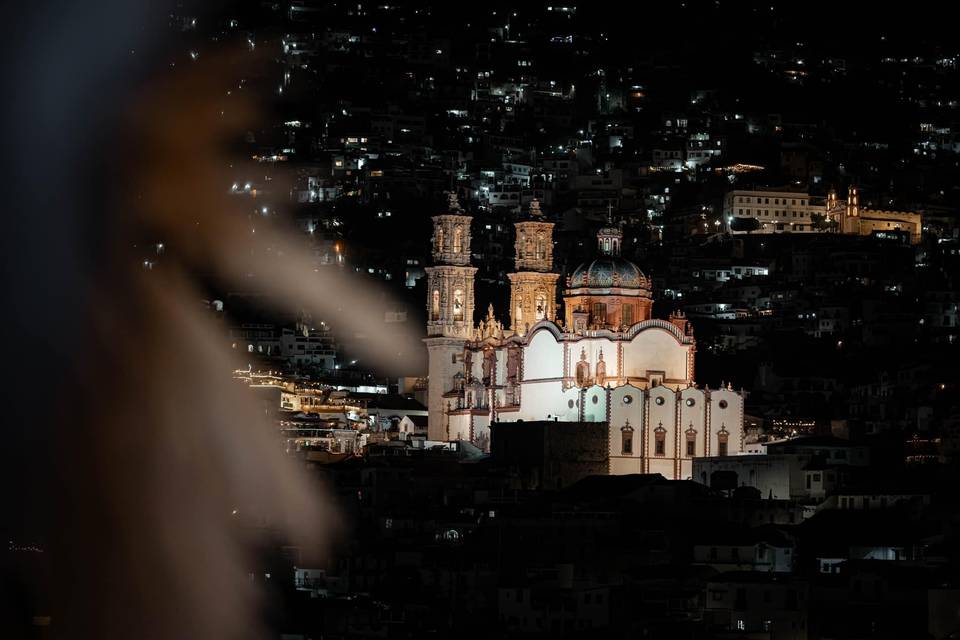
[693,454,806,499]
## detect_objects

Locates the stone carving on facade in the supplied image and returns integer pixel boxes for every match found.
[596,349,607,387]
[475,303,504,341]
[575,347,592,387]
[506,347,520,384]
[482,349,496,385]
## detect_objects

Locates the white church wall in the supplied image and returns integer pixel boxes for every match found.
[621,329,689,383]
[560,385,581,421]
[677,387,706,480]
[648,385,678,459]
[678,387,707,454]
[426,341,465,440]
[576,338,619,383]
[580,384,608,423]
[647,458,675,478]
[514,380,570,421]
[495,347,507,385]
[609,454,643,475]
[447,413,492,451]
[609,384,644,472]
[708,388,743,456]
[448,413,471,441]
[608,385,643,433]
[523,328,563,380]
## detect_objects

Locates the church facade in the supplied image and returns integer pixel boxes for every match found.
[424,195,744,480]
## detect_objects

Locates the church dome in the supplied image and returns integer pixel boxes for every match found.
[569,256,648,290]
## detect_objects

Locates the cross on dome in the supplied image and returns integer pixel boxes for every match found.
[529,198,543,218]
[447,191,461,212]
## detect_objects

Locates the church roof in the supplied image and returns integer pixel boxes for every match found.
[568,255,649,290]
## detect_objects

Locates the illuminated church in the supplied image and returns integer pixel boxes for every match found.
[424,195,744,479]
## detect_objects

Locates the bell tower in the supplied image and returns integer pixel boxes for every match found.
[845,185,860,219]
[596,224,623,256]
[842,185,860,235]
[424,193,477,440]
[508,199,560,334]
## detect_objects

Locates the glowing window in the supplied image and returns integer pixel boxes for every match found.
[453,289,464,321]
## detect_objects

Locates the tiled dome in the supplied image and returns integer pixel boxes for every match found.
[569,256,648,289]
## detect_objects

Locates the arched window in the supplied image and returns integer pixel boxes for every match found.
[431,289,440,321]
[654,423,667,456]
[453,289,464,321]
[515,295,523,324]
[453,226,463,253]
[536,232,545,259]
[686,425,697,457]
[622,304,634,327]
[718,427,730,457]
[524,234,533,258]
[535,292,547,321]
[592,302,606,325]
[436,227,444,253]
[621,421,634,455]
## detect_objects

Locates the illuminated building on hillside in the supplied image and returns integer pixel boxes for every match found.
[425,197,745,479]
